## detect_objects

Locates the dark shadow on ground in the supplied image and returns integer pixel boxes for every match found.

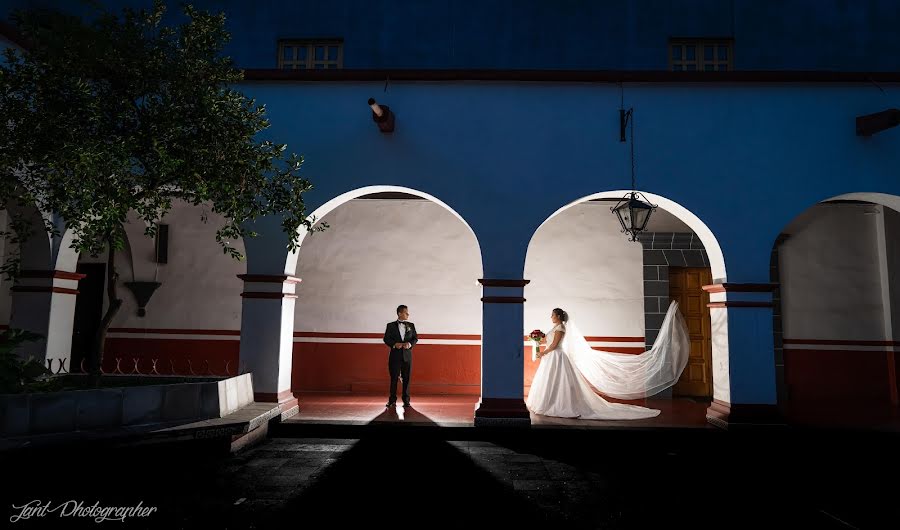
[2,427,897,529]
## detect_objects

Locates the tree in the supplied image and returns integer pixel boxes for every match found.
[0,1,324,376]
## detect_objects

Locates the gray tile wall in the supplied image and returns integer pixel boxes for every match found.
[638,232,709,349]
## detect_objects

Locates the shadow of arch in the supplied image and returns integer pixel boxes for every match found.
[285,184,483,274]
[1,199,53,271]
[271,435,571,528]
[531,189,726,281]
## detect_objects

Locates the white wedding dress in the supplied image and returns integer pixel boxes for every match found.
[526,300,690,420]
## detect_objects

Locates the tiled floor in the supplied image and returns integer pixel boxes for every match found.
[286,392,713,429]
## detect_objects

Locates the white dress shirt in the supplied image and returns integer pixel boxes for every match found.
[397,321,408,342]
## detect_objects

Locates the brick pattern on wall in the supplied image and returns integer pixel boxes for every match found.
[638,232,709,348]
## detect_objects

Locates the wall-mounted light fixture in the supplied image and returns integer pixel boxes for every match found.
[856,108,900,136]
[124,281,161,317]
[368,98,395,133]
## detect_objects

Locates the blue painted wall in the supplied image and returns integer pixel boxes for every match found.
[3,0,900,70]
[236,81,900,282]
[232,80,899,404]
[4,0,898,405]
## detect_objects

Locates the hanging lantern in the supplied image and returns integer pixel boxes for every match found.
[611,191,657,242]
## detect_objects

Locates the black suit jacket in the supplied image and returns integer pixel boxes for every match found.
[383,321,418,362]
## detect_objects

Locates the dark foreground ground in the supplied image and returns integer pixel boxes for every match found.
[3,425,897,529]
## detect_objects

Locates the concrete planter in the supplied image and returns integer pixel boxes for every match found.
[0,373,254,438]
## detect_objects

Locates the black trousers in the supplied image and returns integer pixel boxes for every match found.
[388,352,411,403]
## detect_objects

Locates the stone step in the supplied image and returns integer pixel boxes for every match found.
[0,401,283,453]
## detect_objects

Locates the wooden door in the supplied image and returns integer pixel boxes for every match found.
[669,267,713,397]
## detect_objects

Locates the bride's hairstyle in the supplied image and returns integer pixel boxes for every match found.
[552,308,569,323]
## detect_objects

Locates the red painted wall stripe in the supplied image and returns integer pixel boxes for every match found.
[593,347,646,354]
[784,349,895,401]
[292,342,481,394]
[784,338,900,347]
[109,328,241,336]
[98,336,647,394]
[19,269,87,280]
[292,331,484,340]
[783,348,900,355]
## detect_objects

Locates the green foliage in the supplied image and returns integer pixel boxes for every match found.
[0,0,324,279]
[0,328,54,394]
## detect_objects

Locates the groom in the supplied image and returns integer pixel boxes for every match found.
[383,304,418,407]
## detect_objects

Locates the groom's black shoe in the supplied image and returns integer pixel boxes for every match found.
[402,401,410,408]
[386,400,396,407]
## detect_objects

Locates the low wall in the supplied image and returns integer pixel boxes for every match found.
[0,373,254,438]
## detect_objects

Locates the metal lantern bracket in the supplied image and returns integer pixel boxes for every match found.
[620,108,633,143]
[612,105,658,241]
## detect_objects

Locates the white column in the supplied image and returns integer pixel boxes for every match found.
[475,279,531,427]
[9,270,84,370]
[238,274,300,420]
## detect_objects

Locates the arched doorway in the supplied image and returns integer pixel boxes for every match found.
[286,186,484,402]
[772,192,900,427]
[524,190,728,422]
[1,200,82,363]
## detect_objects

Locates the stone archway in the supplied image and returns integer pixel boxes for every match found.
[238,185,484,417]
[524,190,729,418]
[2,202,83,363]
[772,192,900,426]
[288,186,485,398]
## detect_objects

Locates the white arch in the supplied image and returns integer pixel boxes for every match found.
[532,190,727,281]
[825,192,900,214]
[284,185,482,273]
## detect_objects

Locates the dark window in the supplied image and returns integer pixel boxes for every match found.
[278,40,343,69]
[669,39,732,71]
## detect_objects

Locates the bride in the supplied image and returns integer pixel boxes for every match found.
[526,302,690,420]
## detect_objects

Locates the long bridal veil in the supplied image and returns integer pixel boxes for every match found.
[563,300,691,400]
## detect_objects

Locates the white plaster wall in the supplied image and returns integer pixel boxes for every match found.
[780,202,885,340]
[524,202,645,338]
[293,199,483,333]
[80,201,246,330]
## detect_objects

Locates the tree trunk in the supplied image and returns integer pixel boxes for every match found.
[88,236,122,383]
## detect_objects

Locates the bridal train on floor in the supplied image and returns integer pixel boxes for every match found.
[525,300,690,420]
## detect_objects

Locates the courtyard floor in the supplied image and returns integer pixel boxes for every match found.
[3,423,896,529]
[286,392,713,429]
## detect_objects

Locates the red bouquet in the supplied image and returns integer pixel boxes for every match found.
[529,330,545,361]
